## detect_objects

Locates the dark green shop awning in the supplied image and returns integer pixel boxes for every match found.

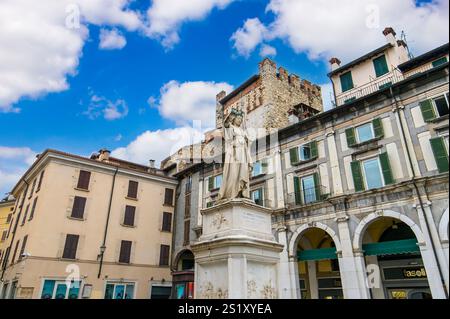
[298,239,420,261]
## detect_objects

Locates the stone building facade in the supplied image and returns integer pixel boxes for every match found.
[166,31,449,299]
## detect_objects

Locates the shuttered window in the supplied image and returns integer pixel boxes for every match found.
[290,141,319,165]
[1,231,7,241]
[119,240,132,264]
[346,118,383,147]
[29,178,37,198]
[21,204,29,226]
[77,170,91,190]
[162,212,172,232]
[351,161,365,192]
[36,170,45,191]
[62,234,79,260]
[185,194,191,218]
[379,152,395,185]
[6,214,12,223]
[28,197,38,221]
[340,71,354,92]
[373,55,389,77]
[346,128,357,147]
[164,188,174,206]
[123,206,136,227]
[420,100,436,122]
[372,118,384,139]
[127,181,139,199]
[293,176,302,205]
[432,56,448,68]
[430,137,449,173]
[159,245,170,266]
[71,197,87,219]
[18,235,28,261]
[11,240,20,264]
[183,220,190,246]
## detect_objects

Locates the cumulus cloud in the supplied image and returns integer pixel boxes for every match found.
[0,0,141,112]
[155,81,233,127]
[231,18,269,58]
[111,126,205,167]
[99,28,127,50]
[0,146,38,196]
[84,94,129,120]
[232,0,449,61]
[259,44,277,58]
[145,0,235,49]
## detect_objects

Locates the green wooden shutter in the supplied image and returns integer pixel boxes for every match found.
[346,127,357,147]
[261,160,269,174]
[340,72,354,92]
[290,147,299,165]
[208,176,214,191]
[432,57,448,68]
[310,141,318,159]
[351,161,365,192]
[372,118,384,139]
[294,176,302,205]
[313,173,321,201]
[430,137,449,173]
[379,152,395,185]
[373,55,389,77]
[420,100,436,122]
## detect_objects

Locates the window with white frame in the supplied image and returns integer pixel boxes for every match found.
[104,282,135,299]
[40,279,82,299]
[356,123,375,144]
[301,175,317,204]
[207,175,222,191]
[361,157,385,190]
[251,188,264,206]
[252,160,268,177]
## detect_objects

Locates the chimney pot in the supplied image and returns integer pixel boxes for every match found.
[383,27,397,45]
[98,149,111,162]
[149,160,155,168]
[329,57,341,71]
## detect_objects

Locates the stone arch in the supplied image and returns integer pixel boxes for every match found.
[289,222,342,258]
[173,249,194,268]
[352,210,426,250]
[439,208,449,243]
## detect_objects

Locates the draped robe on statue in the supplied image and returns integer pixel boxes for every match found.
[218,115,252,201]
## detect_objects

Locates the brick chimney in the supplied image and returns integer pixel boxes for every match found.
[329,57,341,71]
[383,27,397,45]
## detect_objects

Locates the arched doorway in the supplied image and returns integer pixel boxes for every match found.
[359,217,432,299]
[296,227,343,299]
[172,250,195,299]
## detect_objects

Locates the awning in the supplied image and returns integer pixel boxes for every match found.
[298,247,338,261]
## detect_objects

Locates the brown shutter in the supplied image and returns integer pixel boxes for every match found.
[21,205,30,225]
[37,170,45,191]
[159,245,170,266]
[164,188,174,206]
[1,231,7,241]
[184,194,191,218]
[183,220,190,246]
[29,178,37,198]
[123,206,136,226]
[119,240,132,263]
[18,235,28,261]
[28,197,38,221]
[6,213,12,223]
[11,240,20,264]
[77,171,91,190]
[62,234,79,259]
[71,197,87,219]
[162,212,172,232]
[127,181,139,199]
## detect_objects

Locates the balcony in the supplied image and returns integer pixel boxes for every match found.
[286,186,330,208]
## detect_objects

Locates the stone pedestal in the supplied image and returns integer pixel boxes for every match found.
[191,199,284,299]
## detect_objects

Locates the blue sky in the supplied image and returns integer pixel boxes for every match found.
[0,0,448,197]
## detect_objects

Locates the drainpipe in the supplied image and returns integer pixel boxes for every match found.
[389,86,449,298]
[97,167,119,279]
[1,179,29,281]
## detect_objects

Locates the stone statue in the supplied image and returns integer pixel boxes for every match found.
[217,108,253,201]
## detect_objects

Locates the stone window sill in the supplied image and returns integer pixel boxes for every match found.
[67,216,86,221]
[125,196,138,201]
[349,136,383,148]
[429,114,449,124]
[121,223,136,228]
[74,187,90,193]
[292,157,318,166]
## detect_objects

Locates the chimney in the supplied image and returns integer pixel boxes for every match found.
[149,160,155,168]
[383,27,397,45]
[98,149,111,162]
[329,57,341,71]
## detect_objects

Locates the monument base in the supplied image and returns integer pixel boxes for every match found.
[191,199,284,299]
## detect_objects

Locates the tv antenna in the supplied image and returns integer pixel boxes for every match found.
[401,31,414,59]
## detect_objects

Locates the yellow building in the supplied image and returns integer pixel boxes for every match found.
[0,149,177,299]
[0,198,15,268]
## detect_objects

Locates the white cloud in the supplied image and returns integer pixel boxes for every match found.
[99,28,127,50]
[231,18,269,58]
[0,146,38,196]
[84,94,129,120]
[111,126,205,167]
[0,0,141,112]
[145,0,234,49]
[233,0,449,61]
[259,44,277,58]
[156,81,233,127]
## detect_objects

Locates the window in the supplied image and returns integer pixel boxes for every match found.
[373,55,389,77]
[71,196,87,219]
[62,234,79,260]
[185,194,191,218]
[301,176,317,204]
[10,240,20,265]
[293,173,321,205]
[105,282,134,299]
[183,220,190,246]
[185,175,193,194]
[252,161,268,177]
[36,170,45,192]
[420,94,450,121]
[123,206,136,227]
[29,178,37,198]
[1,231,7,242]
[127,181,139,199]
[119,240,132,264]
[21,204,29,226]
[18,235,28,261]
[41,280,81,299]
[207,175,222,191]
[76,170,91,190]
[432,56,448,68]
[430,137,449,173]
[340,71,354,92]
[346,118,384,146]
[151,285,172,299]
[162,212,172,232]
[28,197,38,221]
[251,188,264,206]
[164,188,174,206]
[289,141,318,164]
[351,153,394,192]
[159,244,170,266]
[6,213,12,223]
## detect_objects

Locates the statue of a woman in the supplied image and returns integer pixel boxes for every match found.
[217,109,253,201]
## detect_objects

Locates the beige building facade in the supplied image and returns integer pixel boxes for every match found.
[0,199,14,268]
[0,149,177,299]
